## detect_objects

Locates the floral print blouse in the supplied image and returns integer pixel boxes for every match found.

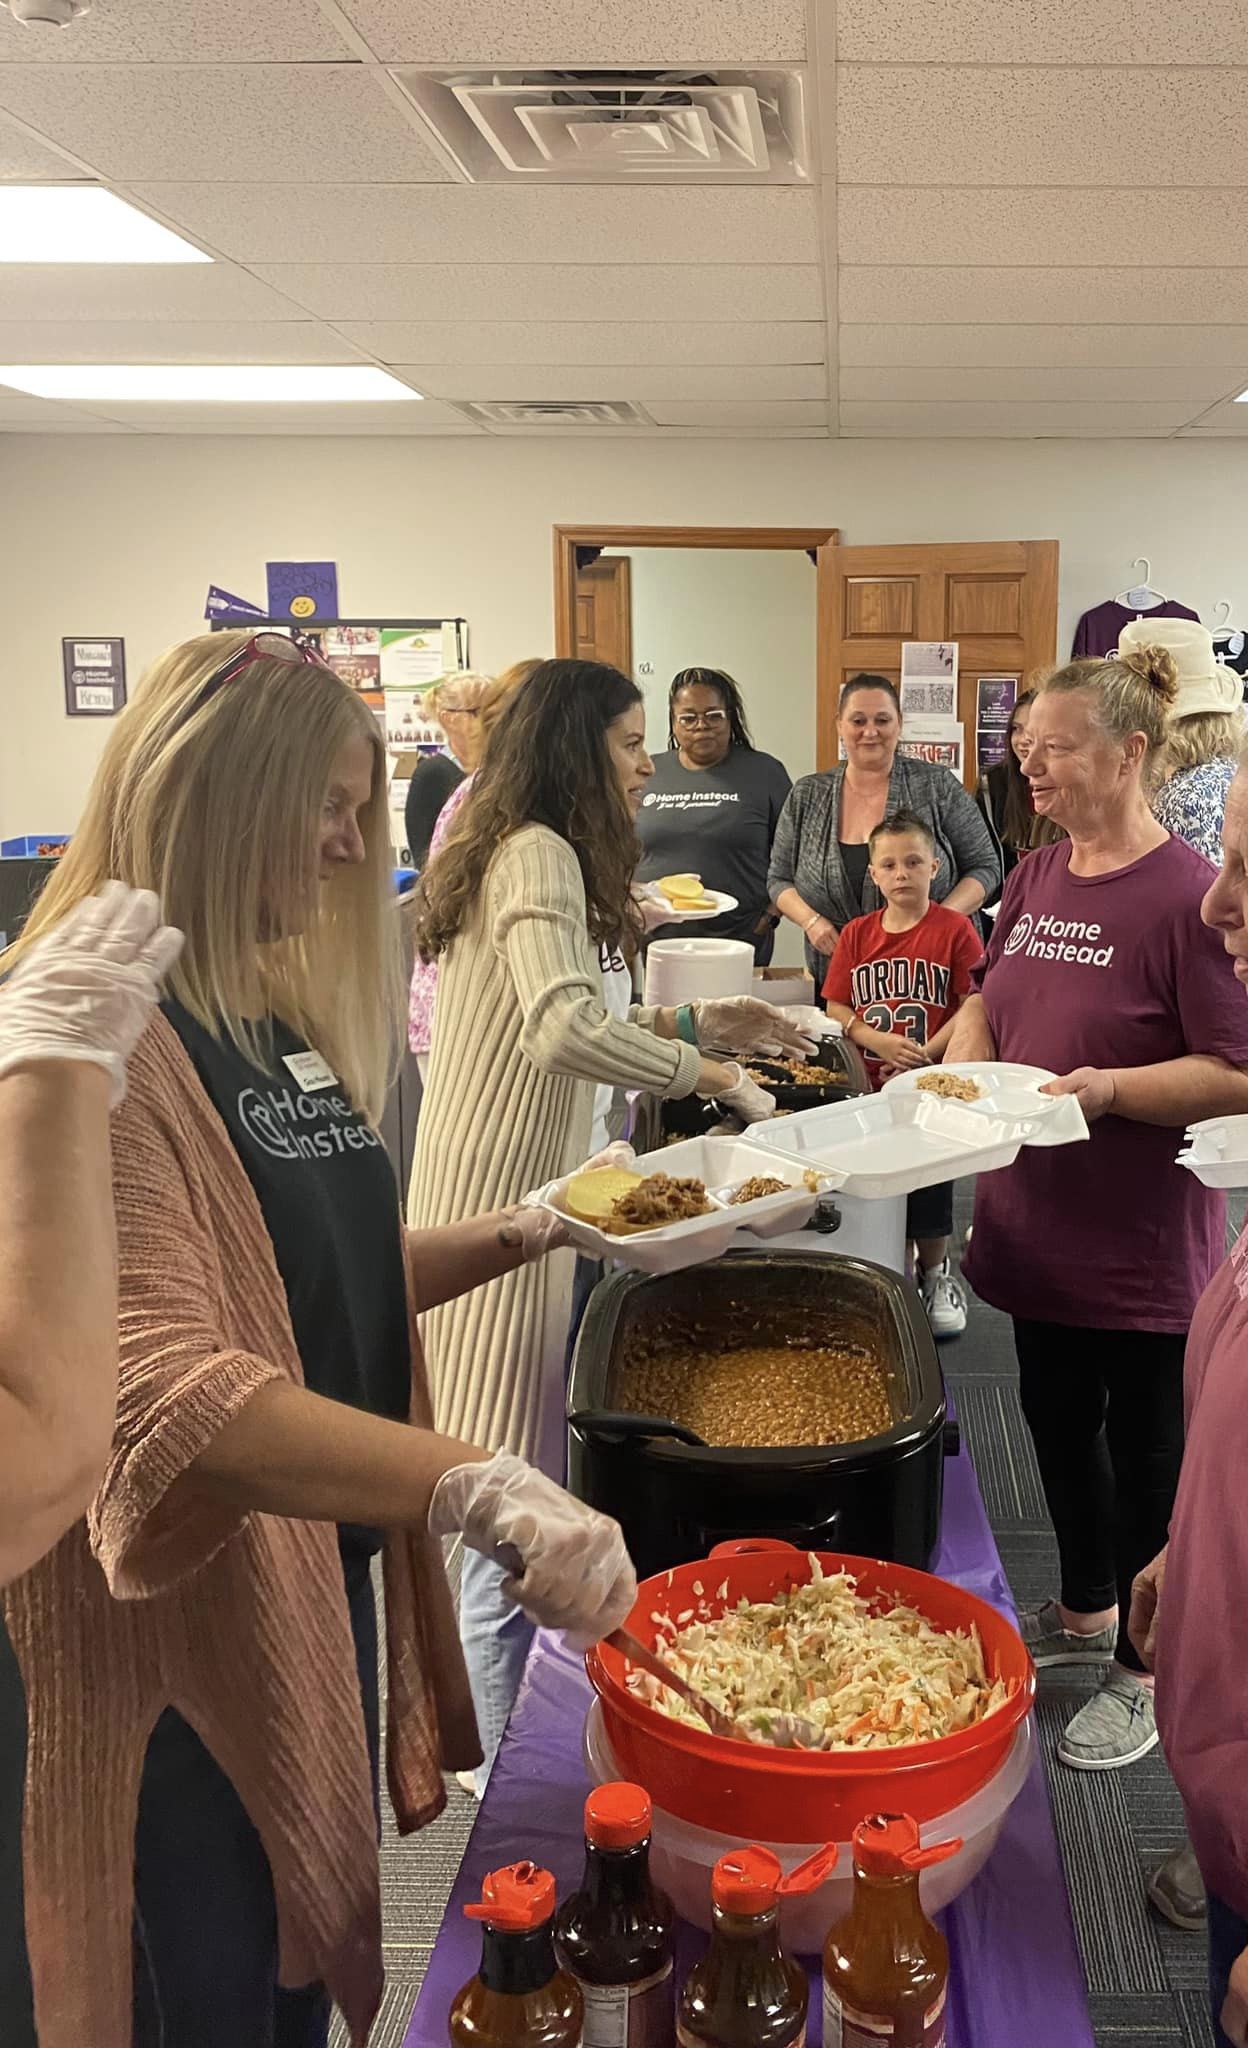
[408,773,473,1054]
[1152,758,1236,869]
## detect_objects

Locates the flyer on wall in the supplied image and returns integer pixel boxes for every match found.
[900,641,959,719]
[899,716,964,777]
[380,627,445,691]
[383,689,444,751]
[975,676,1019,773]
[323,625,382,703]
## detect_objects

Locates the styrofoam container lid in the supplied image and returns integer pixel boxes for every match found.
[643,936,755,1007]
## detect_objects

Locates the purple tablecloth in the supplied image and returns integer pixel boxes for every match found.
[405,1425,1095,2048]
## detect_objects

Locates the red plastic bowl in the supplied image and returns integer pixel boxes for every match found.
[585,1539,1035,1845]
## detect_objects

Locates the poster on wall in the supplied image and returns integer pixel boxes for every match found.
[63,637,126,718]
[266,560,339,623]
[975,676,1019,774]
[900,641,958,718]
[322,625,382,702]
[899,717,964,777]
[382,690,444,752]
[380,627,445,690]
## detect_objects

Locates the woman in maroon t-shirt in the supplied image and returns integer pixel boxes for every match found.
[947,644,1248,1776]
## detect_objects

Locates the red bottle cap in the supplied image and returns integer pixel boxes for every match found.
[464,1862,557,1932]
[712,1844,839,1915]
[586,1782,653,1851]
[852,1815,963,1877]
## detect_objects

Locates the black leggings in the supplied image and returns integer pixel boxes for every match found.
[1012,1319,1186,1673]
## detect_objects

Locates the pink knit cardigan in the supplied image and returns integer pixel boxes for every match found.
[2,1014,479,2046]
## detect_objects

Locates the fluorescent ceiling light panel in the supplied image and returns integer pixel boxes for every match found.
[1235,386,1248,402]
[0,187,210,264]
[0,365,423,402]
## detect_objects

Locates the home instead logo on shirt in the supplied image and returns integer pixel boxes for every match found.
[640,790,739,812]
[1002,911,1115,968]
[237,1082,382,1163]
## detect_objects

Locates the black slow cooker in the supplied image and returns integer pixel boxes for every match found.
[567,1249,955,1579]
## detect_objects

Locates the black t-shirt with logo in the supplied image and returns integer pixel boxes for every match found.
[636,747,792,949]
[164,1001,411,1555]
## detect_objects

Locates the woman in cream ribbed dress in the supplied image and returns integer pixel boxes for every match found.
[410,658,773,1780]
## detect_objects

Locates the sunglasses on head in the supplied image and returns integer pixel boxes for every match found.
[199,630,331,708]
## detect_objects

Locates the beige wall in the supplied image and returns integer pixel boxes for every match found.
[3,430,1247,832]
[605,545,817,775]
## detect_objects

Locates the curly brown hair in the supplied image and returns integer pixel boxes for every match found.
[415,657,645,959]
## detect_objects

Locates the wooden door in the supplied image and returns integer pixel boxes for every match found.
[819,540,1059,788]
[574,556,632,674]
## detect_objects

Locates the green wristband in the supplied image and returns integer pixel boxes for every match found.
[675,1002,700,1047]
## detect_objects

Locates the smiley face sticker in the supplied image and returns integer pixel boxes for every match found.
[289,593,317,619]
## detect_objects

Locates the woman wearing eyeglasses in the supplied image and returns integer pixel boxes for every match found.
[635,666,793,961]
[1,630,637,2048]
[403,671,494,870]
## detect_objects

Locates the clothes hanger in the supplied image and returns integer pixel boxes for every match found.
[1116,556,1166,609]
[1211,598,1235,639]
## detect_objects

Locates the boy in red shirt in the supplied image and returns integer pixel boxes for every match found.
[822,809,982,1337]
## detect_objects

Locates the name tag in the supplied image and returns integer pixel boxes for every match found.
[282,1049,339,1093]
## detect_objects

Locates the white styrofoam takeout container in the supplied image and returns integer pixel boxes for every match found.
[746,1091,1033,1200]
[1177,1112,1248,1189]
[881,1061,1089,1149]
[531,1135,822,1275]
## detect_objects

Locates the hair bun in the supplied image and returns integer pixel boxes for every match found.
[1119,643,1179,703]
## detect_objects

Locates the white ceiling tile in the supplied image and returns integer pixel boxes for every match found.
[250,261,827,323]
[838,0,1248,64]
[838,399,1194,436]
[646,399,826,426]
[838,188,1248,270]
[837,67,1248,186]
[0,66,451,184]
[840,365,1241,404]
[334,319,825,365]
[338,0,806,63]
[0,113,76,177]
[841,323,1248,369]
[403,363,826,400]
[1178,397,1248,431]
[0,0,354,62]
[0,320,365,364]
[0,419,135,433]
[0,262,309,322]
[841,266,1248,326]
[129,183,820,263]
[479,422,826,436]
[0,393,107,423]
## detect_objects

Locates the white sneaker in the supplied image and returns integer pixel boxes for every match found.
[919,1257,967,1339]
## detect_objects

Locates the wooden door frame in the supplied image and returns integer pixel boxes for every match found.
[554,523,839,733]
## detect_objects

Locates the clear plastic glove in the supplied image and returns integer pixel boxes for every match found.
[498,1206,573,1261]
[693,994,820,1060]
[777,1004,839,1052]
[580,1140,637,1174]
[0,882,183,1106]
[716,1063,777,1124]
[429,1449,636,1648]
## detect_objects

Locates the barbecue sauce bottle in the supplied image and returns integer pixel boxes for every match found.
[451,1861,583,2048]
[822,1815,962,2048]
[677,1845,838,2048]
[555,1782,676,2047]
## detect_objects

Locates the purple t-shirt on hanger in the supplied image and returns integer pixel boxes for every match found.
[963,836,1248,1332]
[1071,599,1199,659]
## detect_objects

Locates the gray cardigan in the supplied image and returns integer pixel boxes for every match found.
[768,756,1002,979]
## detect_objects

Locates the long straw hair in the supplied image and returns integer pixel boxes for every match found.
[7,629,403,1120]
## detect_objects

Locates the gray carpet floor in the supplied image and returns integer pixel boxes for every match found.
[335,1182,1223,2048]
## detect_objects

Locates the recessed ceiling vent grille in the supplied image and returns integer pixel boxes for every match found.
[456,399,654,428]
[395,68,808,183]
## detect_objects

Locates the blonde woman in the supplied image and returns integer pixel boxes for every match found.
[1128,617,1244,866]
[1,630,635,2048]
[404,669,495,868]
[409,659,542,1081]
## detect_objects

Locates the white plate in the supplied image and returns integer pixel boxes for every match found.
[652,887,739,923]
[748,1092,1028,1200]
[532,1136,820,1274]
[1177,1112,1248,1189]
[881,1062,1088,1149]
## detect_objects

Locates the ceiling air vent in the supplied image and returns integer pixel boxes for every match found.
[457,400,654,428]
[395,69,808,183]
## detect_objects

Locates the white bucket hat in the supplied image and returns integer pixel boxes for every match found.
[1117,617,1241,719]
